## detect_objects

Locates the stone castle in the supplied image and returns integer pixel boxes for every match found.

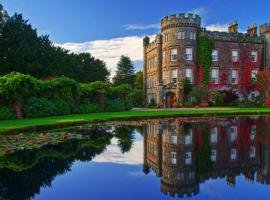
[143,13,270,107]
[142,117,270,198]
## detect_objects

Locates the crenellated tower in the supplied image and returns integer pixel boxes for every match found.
[260,23,270,68]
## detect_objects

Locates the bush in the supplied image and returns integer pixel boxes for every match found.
[24,97,71,118]
[211,92,224,106]
[71,103,101,114]
[146,98,157,109]
[183,102,194,108]
[190,84,208,104]
[0,106,16,120]
[105,99,125,112]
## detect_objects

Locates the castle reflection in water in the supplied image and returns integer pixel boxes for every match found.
[142,116,270,198]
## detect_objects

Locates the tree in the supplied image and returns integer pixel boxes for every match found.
[257,69,270,98]
[113,55,135,87]
[0,13,110,82]
[132,71,144,107]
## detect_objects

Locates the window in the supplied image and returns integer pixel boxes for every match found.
[170,48,178,61]
[170,69,178,84]
[177,173,185,180]
[190,32,196,40]
[171,152,177,164]
[185,68,193,83]
[211,128,218,144]
[229,126,237,142]
[230,148,237,160]
[251,51,258,62]
[185,152,192,165]
[211,149,217,162]
[250,91,258,101]
[232,50,239,62]
[185,48,193,61]
[211,69,219,84]
[251,69,258,80]
[177,31,185,39]
[250,125,256,140]
[249,146,256,158]
[212,50,218,62]
[169,129,177,144]
[185,129,193,145]
[231,70,238,84]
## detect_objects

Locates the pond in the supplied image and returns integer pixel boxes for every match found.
[1,115,270,200]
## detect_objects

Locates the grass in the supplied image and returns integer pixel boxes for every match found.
[1,107,270,133]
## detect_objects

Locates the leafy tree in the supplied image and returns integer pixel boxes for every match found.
[257,69,270,98]
[0,13,109,82]
[184,78,192,96]
[113,55,135,87]
[190,84,208,104]
[135,71,143,89]
[114,126,135,154]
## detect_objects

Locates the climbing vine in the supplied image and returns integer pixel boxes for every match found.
[197,36,214,85]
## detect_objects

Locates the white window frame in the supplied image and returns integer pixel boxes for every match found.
[170,69,178,84]
[177,31,185,40]
[211,69,219,84]
[211,149,217,162]
[185,48,193,61]
[229,126,237,142]
[171,152,177,164]
[231,70,238,84]
[230,148,237,160]
[232,50,239,62]
[251,51,258,62]
[250,125,256,140]
[170,48,178,61]
[212,50,218,62]
[185,152,192,165]
[185,129,193,145]
[251,69,258,80]
[249,146,256,158]
[211,127,218,144]
[185,68,193,84]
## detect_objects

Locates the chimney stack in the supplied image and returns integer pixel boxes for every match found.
[247,24,257,36]
[228,21,238,33]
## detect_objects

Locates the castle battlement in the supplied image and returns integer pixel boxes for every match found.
[161,13,201,31]
[259,23,270,34]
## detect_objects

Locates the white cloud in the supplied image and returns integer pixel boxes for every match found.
[206,23,228,32]
[57,35,155,76]
[93,138,143,165]
[124,23,160,30]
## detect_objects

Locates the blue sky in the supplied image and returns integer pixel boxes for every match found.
[1,0,270,74]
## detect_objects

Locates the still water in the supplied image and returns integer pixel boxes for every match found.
[1,116,270,200]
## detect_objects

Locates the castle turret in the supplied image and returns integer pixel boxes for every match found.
[143,37,150,105]
[260,23,270,68]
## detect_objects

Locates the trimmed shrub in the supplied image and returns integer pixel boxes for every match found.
[211,92,224,106]
[146,98,157,109]
[24,97,71,118]
[0,106,16,120]
[105,99,125,112]
[71,103,101,114]
[190,84,208,104]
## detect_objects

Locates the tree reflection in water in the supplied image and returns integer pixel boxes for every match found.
[1,116,270,199]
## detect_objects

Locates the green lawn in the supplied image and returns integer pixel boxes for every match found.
[1,107,270,133]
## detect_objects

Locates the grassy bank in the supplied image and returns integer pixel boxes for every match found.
[1,107,270,133]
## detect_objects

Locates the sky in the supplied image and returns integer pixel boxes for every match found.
[1,0,270,76]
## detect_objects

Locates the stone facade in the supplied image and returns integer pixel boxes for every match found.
[143,13,270,107]
[143,117,270,198]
